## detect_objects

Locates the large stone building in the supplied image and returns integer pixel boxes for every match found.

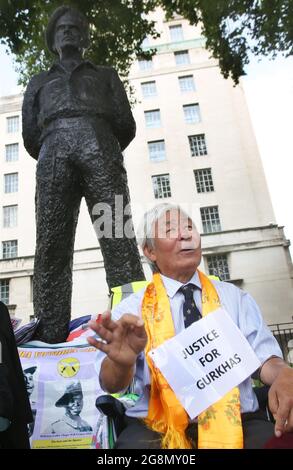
[0,10,292,326]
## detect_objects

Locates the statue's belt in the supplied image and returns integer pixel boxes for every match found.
[41,115,109,139]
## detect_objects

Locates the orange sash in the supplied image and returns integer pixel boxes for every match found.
[142,271,243,449]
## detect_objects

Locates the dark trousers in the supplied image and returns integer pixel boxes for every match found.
[115,411,275,449]
[33,119,144,343]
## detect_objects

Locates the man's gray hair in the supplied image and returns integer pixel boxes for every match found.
[137,203,193,273]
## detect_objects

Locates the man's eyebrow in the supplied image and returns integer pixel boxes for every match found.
[164,221,177,228]
[165,218,193,224]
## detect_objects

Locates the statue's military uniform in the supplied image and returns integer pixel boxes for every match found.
[22,60,144,343]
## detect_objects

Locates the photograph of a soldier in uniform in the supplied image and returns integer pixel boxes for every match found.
[42,381,93,435]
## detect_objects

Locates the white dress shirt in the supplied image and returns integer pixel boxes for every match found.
[108,272,282,417]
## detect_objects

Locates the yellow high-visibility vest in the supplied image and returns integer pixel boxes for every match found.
[110,275,220,308]
[111,281,149,308]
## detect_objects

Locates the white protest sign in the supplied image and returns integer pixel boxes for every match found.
[149,308,261,419]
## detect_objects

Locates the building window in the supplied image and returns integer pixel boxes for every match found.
[200,206,221,233]
[141,81,157,98]
[145,109,161,128]
[5,143,19,162]
[189,134,207,156]
[7,116,19,133]
[152,174,172,199]
[4,173,18,193]
[179,75,195,92]
[206,254,230,281]
[138,58,153,71]
[148,140,166,162]
[194,168,214,193]
[0,279,9,304]
[3,205,18,228]
[2,240,18,259]
[174,50,190,66]
[183,104,201,124]
[169,24,183,41]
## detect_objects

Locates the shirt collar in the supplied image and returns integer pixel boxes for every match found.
[48,59,97,75]
[64,413,82,428]
[160,271,202,299]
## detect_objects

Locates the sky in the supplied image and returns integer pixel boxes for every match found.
[0,44,292,255]
[242,54,293,254]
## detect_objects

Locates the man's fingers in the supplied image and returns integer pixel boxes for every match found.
[274,404,291,437]
[88,311,117,335]
[87,336,110,354]
[269,387,292,437]
[101,311,119,332]
[133,323,147,339]
[119,314,144,329]
[268,388,278,416]
[88,320,114,343]
[118,314,146,342]
[95,324,114,343]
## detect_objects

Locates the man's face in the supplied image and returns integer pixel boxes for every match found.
[143,209,202,281]
[65,393,83,416]
[24,372,34,397]
[53,12,82,55]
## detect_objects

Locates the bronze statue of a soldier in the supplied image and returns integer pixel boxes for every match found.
[22,6,144,344]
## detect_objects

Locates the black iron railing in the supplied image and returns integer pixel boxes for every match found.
[268,322,293,364]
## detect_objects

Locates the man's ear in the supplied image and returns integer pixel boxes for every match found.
[143,244,157,263]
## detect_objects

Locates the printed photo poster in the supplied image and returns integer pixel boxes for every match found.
[19,345,103,449]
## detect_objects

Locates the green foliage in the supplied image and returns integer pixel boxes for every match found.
[252,378,264,388]
[160,0,293,83]
[0,0,292,86]
[0,0,159,85]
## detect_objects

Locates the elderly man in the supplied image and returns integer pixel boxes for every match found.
[22,5,144,343]
[88,203,293,449]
